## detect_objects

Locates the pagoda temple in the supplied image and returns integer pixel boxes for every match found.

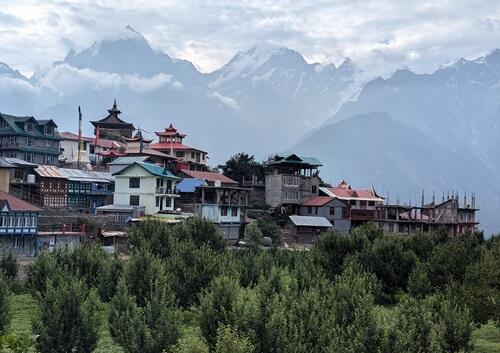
[91,100,135,139]
[150,124,208,170]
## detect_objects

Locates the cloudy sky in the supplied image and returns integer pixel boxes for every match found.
[1,0,500,76]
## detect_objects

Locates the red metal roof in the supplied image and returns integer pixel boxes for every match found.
[181,170,238,184]
[92,139,126,149]
[150,142,206,153]
[321,184,384,202]
[0,190,41,212]
[60,131,93,142]
[155,124,187,138]
[301,196,334,207]
[97,149,126,157]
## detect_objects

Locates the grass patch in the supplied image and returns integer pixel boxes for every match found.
[473,322,500,353]
[7,293,124,353]
[5,294,500,353]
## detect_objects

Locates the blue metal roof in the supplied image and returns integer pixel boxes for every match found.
[176,178,205,193]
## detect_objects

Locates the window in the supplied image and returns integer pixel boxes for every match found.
[221,206,228,216]
[349,200,357,206]
[129,178,140,188]
[360,200,367,207]
[16,217,23,227]
[25,122,34,132]
[0,216,6,227]
[129,195,140,206]
[89,145,95,154]
[45,126,54,135]
[283,176,299,186]
[315,207,318,215]
[191,152,195,158]
[156,196,160,207]
[25,153,33,162]
[25,137,34,145]
[307,206,312,214]
[14,169,24,180]
[368,201,375,206]
[0,119,8,129]
[31,216,37,227]
[312,185,317,194]
[165,198,171,208]
[330,207,335,216]
[231,207,238,216]
[12,237,23,248]
[176,151,185,158]
[9,136,16,144]
[8,217,14,227]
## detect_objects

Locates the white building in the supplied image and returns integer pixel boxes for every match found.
[112,162,180,214]
[59,132,91,169]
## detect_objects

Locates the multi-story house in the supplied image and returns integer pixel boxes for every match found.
[298,196,351,232]
[176,171,248,243]
[0,113,61,165]
[34,165,114,211]
[375,192,479,236]
[319,180,385,228]
[0,190,41,256]
[265,154,322,212]
[110,162,180,215]
[150,124,208,171]
[0,157,38,205]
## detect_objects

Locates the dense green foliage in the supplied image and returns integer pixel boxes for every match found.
[32,276,100,353]
[0,274,10,334]
[15,219,499,353]
[220,152,264,184]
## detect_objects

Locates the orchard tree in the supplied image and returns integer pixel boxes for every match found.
[199,276,242,348]
[0,274,10,334]
[215,325,254,353]
[33,277,100,353]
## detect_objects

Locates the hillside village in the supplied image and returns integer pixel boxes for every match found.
[0,100,480,256]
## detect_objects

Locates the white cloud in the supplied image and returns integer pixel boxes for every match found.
[208,91,240,110]
[2,1,500,77]
[0,76,37,94]
[38,64,180,95]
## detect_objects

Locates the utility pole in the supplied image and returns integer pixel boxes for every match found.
[77,106,82,169]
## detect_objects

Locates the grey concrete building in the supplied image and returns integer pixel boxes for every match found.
[298,196,351,233]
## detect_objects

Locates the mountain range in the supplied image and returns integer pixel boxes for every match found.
[0,26,499,233]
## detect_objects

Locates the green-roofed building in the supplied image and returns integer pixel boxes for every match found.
[0,113,62,165]
[107,162,180,215]
[265,153,322,210]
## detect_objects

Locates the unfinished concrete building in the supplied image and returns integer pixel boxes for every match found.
[375,191,479,236]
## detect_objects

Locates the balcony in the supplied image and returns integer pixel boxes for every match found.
[38,223,86,236]
[0,142,60,155]
[342,208,376,221]
[155,187,180,196]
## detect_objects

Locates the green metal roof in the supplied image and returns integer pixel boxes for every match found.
[0,113,62,140]
[115,162,180,179]
[268,154,322,167]
[107,156,150,165]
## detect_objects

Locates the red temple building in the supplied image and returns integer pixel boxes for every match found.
[150,124,208,171]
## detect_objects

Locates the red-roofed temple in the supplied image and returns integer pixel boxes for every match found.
[150,124,208,171]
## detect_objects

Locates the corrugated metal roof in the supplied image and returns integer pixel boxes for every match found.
[289,215,333,227]
[107,156,150,165]
[35,165,66,178]
[176,178,205,193]
[1,157,37,168]
[35,165,113,182]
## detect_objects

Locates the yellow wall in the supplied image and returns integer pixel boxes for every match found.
[0,169,10,193]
